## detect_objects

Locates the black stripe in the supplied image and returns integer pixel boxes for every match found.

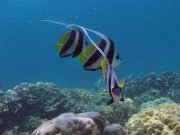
[72,30,84,58]
[83,67,101,71]
[105,62,109,83]
[108,68,112,96]
[107,38,115,64]
[83,39,106,68]
[60,30,76,57]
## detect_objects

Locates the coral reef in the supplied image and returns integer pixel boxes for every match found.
[0,82,137,134]
[0,89,22,134]
[92,78,107,92]
[127,103,180,135]
[0,89,4,102]
[32,112,127,135]
[100,98,139,126]
[140,97,174,109]
[167,89,180,103]
[32,112,102,135]
[3,116,44,135]
[13,82,104,115]
[0,71,180,134]
[103,124,127,135]
[76,112,106,133]
[124,72,180,104]
[0,82,104,134]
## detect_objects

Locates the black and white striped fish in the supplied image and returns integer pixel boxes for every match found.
[40,20,124,105]
[80,38,121,71]
[101,59,124,105]
[56,29,87,58]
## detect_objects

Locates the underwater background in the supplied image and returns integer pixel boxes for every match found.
[0,0,180,89]
[0,1,180,135]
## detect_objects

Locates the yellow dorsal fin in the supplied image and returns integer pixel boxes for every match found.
[100,59,106,80]
[55,43,62,51]
[119,79,125,89]
[79,53,87,63]
[86,45,94,56]
[60,32,69,43]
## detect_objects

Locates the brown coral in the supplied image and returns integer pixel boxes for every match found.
[127,103,180,135]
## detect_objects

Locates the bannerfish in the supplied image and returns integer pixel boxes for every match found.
[40,20,124,105]
[56,29,87,58]
[80,38,121,71]
[98,79,125,96]
[61,21,125,105]
[100,59,124,105]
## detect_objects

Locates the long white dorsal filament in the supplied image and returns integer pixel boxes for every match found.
[40,20,119,83]
[40,20,109,65]
[40,20,70,28]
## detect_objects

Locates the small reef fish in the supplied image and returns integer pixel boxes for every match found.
[101,60,125,105]
[40,20,124,105]
[98,79,125,96]
[80,38,121,71]
[41,20,121,71]
[56,29,87,58]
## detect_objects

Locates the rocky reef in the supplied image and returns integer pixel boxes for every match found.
[0,71,180,135]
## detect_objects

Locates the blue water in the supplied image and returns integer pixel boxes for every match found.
[0,0,180,89]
